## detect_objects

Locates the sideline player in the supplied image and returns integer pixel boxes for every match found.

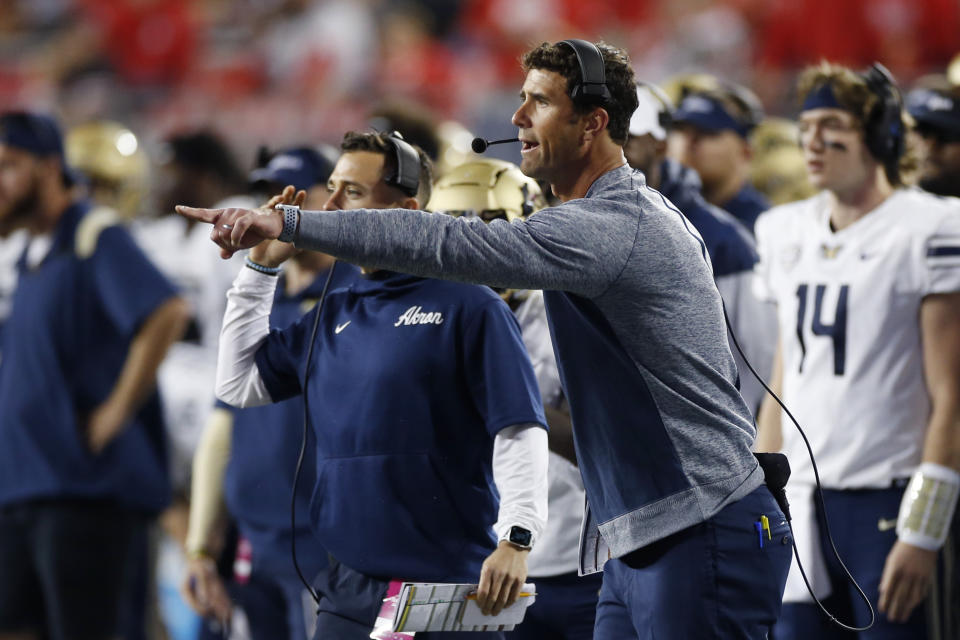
[754,63,960,639]
[182,148,358,638]
[428,158,603,640]
[907,80,960,198]
[907,77,960,640]
[624,82,775,416]
[178,41,792,639]
[668,81,770,232]
[208,131,548,639]
[0,110,189,640]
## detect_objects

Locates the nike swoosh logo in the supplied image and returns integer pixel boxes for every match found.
[877,518,897,532]
[335,321,351,334]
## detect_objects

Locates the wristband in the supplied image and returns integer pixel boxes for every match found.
[245,256,282,276]
[186,548,213,561]
[275,204,300,243]
[896,462,960,551]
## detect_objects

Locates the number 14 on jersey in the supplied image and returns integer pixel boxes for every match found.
[796,283,849,376]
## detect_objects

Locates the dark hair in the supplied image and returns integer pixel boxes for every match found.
[166,131,245,190]
[340,131,434,206]
[521,41,639,145]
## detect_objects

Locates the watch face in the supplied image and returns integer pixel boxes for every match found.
[509,526,532,547]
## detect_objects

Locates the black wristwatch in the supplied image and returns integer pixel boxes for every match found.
[503,525,533,550]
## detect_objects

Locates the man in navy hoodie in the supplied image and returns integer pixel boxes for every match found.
[208,131,548,640]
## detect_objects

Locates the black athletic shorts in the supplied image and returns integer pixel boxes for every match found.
[0,499,149,640]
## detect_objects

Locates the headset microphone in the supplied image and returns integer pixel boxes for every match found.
[471,137,521,154]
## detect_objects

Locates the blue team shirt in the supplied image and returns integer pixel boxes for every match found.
[0,202,178,513]
[720,183,769,234]
[252,271,546,582]
[222,262,360,581]
[657,159,758,278]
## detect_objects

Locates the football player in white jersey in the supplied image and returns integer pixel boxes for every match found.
[754,62,960,639]
[428,158,603,640]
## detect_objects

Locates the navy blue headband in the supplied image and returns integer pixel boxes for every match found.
[802,83,844,112]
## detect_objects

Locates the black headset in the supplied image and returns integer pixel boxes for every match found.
[382,131,421,198]
[860,62,905,173]
[556,39,612,106]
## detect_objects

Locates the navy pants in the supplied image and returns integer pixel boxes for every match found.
[594,485,792,639]
[312,557,505,640]
[506,570,602,640]
[230,569,315,640]
[0,500,148,640]
[772,487,926,640]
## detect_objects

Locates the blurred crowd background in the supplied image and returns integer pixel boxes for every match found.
[2,0,959,177]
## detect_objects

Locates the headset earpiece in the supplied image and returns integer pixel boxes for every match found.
[382,131,420,198]
[556,39,612,106]
[861,63,904,172]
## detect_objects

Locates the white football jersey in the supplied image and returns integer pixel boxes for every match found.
[755,189,960,488]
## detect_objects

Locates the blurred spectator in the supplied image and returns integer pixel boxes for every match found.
[36,0,198,94]
[375,3,458,114]
[753,0,960,110]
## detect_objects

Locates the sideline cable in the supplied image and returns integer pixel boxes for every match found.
[723,303,875,632]
[290,261,340,605]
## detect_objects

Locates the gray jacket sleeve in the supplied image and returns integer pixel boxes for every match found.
[295,202,634,298]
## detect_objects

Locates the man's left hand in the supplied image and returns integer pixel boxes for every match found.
[878,540,937,622]
[476,540,529,616]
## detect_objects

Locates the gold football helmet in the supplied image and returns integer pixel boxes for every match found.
[948,52,960,86]
[66,121,148,219]
[427,158,546,222]
[749,117,816,205]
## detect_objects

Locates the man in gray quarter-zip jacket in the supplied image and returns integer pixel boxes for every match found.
[178,40,791,640]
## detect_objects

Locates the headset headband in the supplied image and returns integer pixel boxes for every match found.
[860,62,904,172]
[557,39,612,105]
[383,132,420,198]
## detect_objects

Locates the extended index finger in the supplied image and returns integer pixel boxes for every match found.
[175,205,224,224]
